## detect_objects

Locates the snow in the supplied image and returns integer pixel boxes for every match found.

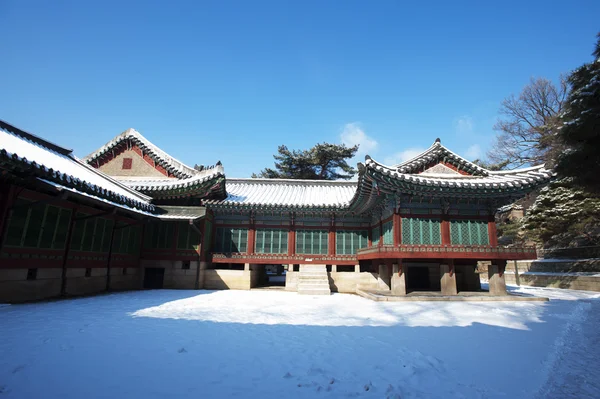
[0,127,150,206]
[1,287,600,398]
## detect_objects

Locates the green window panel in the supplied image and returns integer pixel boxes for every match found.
[371,226,380,246]
[144,222,174,249]
[4,199,30,247]
[295,229,328,255]
[91,218,106,253]
[52,209,72,250]
[5,201,72,250]
[22,203,46,248]
[176,222,201,251]
[450,220,489,245]
[336,230,368,255]
[215,227,248,253]
[401,218,442,245]
[38,206,59,249]
[255,229,288,254]
[101,220,114,252]
[382,221,394,245]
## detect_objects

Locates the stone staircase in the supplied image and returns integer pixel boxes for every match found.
[297,264,331,295]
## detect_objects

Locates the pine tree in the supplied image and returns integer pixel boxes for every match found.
[253,143,358,180]
[556,33,600,191]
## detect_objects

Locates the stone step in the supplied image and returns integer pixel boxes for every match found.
[298,288,331,295]
[298,282,330,288]
[298,274,328,279]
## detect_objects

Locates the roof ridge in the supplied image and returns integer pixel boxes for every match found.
[83,128,206,179]
[0,120,73,156]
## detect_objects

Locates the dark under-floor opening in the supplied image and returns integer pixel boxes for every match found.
[143,267,165,289]
[406,266,432,292]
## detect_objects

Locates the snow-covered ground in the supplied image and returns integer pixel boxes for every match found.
[1,286,600,398]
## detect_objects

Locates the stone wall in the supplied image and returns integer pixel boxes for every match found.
[328,271,379,293]
[204,269,257,290]
[0,268,62,303]
[0,266,142,303]
[479,259,600,292]
[504,272,600,292]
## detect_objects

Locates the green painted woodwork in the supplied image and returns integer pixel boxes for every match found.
[255,229,288,254]
[296,229,328,255]
[215,227,248,253]
[371,225,380,246]
[382,221,394,245]
[336,230,368,254]
[450,220,489,245]
[144,222,174,249]
[4,199,72,250]
[176,222,200,251]
[401,218,442,245]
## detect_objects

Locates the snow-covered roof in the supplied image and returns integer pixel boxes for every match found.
[204,178,357,209]
[154,205,206,220]
[0,121,154,212]
[118,165,225,199]
[363,156,553,193]
[394,139,489,176]
[83,128,203,179]
[119,165,224,191]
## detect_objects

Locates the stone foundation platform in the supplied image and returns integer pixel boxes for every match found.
[356,288,548,302]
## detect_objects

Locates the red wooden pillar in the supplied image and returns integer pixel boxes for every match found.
[247,214,255,255]
[328,215,336,256]
[441,216,451,246]
[393,213,401,246]
[288,214,296,256]
[378,219,383,247]
[488,217,498,247]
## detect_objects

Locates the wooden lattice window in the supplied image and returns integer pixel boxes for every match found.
[295,229,328,255]
[371,225,380,246]
[177,222,200,251]
[401,218,442,245]
[382,221,394,245]
[255,229,288,254]
[450,220,489,245]
[144,222,174,249]
[4,199,72,250]
[214,227,248,253]
[122,158,133,169]
[336,230,368,254]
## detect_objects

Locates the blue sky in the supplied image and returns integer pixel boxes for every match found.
[1,1,598,177]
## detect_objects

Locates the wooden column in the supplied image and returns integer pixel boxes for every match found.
[328,214,336,256]
[441,215,451,246]
[393,213,401,246]
[247,213,255,255]
[60,207,78,297]
[288,213,296,256]
[378,219,383,247]
[488,216,498,247]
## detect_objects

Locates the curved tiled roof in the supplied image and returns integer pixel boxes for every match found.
[83,128,202,179]
[394,139,489,176]
[118,165,225,199]
[362,156,553,195]
[204,178,357,209]
[0,121,154,212]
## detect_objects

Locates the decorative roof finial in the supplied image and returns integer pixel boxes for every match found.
[435,138,441,143]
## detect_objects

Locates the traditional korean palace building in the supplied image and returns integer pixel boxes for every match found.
[0,120,553,302]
